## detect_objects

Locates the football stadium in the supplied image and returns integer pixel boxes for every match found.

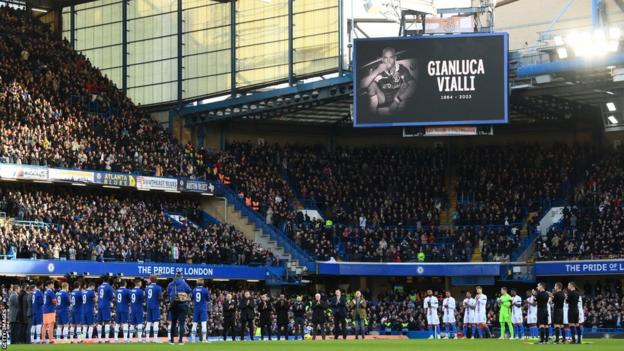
[0,0,623,350]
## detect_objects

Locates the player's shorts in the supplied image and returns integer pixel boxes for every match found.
[83,310,95,325]
[147,308,160,322]
[98,308,112,322]
[71,310,82,325]
[499,313,512,323]
[537,310,549,325]
[553,309,564,325]
[116,310,129,324]
[131,310,144,325]
[512,313,523,324]
[43,312,56,325]
[193,309,208,323]
[32,313,43,326]
[527,313,537,324]
[443,314,456,324]
[426,314,440,325]
[474,313,486,324]
[463,313,474,325]
[57,310,70,325]
[567,309,579,324]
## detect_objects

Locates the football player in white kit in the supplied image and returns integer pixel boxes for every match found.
[424,290,440,339]
[511,289,524,339]
[462,291,476,339]
[548,295,554,339]
[474,286,487,338]
[577,296,584,341]
[442,291,457,339]
[563,295,570,341]
[526,289,538,339]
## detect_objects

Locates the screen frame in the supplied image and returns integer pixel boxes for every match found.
[352,32,509,128]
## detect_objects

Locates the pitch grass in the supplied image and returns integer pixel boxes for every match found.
[6,339,624,351]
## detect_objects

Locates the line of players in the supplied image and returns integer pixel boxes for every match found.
[27,275,586,344]
[29,276,169,344]
[424,283,584,344]
[28,275,336,344]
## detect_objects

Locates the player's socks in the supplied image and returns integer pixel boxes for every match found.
[500,323,507,338]
[137,324,143,340]
[549,326,554,339]
[463,325,468,338]
[56,326,62,340]
[167,324,171,340]
[445,324,449,337]
[191,322,198,342]
[35,324,42,343]
[435,325,440,338]
[96,325,102,339]
[201,321,207,342]
[508,323,514,339]
[114,325,119,341]
[428,326,433,338]
[565,328,571,340]
[88,326,94,339]
[545,326,550,341]
[539,327,545,343]
[123,324,129,341]
[577,326,583,343]
[153,322,159,341]
[105,324,110,340]
[570,326,576,343]
[63,326,69,340]
[145,322,152,341]
[554,327,560,342]
[518,325,524,339]
[471,325,476,338]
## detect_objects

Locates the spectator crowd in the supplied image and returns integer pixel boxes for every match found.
[0,183,277,266]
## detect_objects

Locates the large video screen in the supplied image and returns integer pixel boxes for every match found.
[353,33,508,127]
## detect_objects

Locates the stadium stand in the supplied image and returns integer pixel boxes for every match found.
[0,6,208,178]
[536,149,623,261]
[0,183,277,265]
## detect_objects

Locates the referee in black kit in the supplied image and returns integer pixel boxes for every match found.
[552,282,566,343]
[536,282,551,344]
[567,282,582,344]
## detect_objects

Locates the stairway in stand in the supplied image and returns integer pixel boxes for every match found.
[472,241,483,262]
[440,163,458,234]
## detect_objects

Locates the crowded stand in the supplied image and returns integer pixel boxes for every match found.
[536,150,623,261]
[0,183,277,266]
[455,144,594,225]
[0,6,207,178]
[280,144,446,227]
[212,142,292,226]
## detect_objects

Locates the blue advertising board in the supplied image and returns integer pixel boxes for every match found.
[535,259,624,276]
[0,259,278,280]
[317,262,501,276]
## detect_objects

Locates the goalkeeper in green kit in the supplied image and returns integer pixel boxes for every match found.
[498,287,514,339]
